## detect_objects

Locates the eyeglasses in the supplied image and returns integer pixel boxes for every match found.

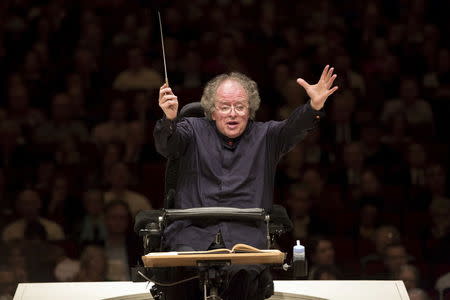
[215,103,249,115]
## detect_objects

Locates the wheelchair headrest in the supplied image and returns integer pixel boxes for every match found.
[179,102,204,118]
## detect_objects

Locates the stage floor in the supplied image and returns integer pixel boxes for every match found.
[13,280,409,300]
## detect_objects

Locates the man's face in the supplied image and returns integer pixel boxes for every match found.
[313,240,335,265]
[384,246,408,273]
[212,80,250,139]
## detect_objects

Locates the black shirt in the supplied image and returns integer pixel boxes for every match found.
[153,101,323,250]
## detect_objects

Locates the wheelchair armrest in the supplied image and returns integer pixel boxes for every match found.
[164,207,266,222]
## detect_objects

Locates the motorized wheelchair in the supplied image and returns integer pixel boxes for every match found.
[133,102,295,300]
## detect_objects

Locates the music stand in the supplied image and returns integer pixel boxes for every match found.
[142,248,285,300]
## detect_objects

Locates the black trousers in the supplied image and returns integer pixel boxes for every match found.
[154,243,273,300]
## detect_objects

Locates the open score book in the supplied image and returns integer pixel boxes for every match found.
[145,243,282,256]
[142,244,285,267]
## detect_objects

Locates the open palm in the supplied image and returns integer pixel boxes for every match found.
[297,65,338,110]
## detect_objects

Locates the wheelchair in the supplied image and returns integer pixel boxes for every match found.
[133,102,295,300]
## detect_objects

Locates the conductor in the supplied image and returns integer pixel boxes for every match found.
[154,66,338,299]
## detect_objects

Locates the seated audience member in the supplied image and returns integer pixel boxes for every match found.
[76,189,106,245]
[361,225,401,274]
[380,113,413,153]
[112,47,162,92]
[435,272,450,299]
[277,80,308,120]
[2,189,65,241]
[33,93,89,145]
[398,143,430,209]
[2,241,28,283]
[321,90,358,145]
[91,99,129,147]
[104,162,151,216]
[408,288,430,300]
[44,175,81,232]
[301,130,334,167]
[103,201,142,281]
[308,235,336,267]
[130,92,154,122]
[285,185,331,241]
[33,158,57,195]
[53,256,80,282]
[334,52,366,97]
[0,267,17,300]
[359,122,399,171]
[22,220,65,282]
[85,141,125,188]
[5,84,45,130]
[354,200,380,241]
[420,164,449,209]
[351,169,384,208]
[124,121,159,163]
[309,264,343,280]
[380,77,434,138]
[74,245,107,282]
[328,142,366,196]
[53,135,82,166]
[427,164,449,197]
[277,144,305,186]
[395,264,421,292]
[426,198,450,263]
[303,170,345,218]
[179,50,203,89]
[0,120,34,169]
[302,169,323,198]
[423,48,450,100]
[383,243,412,279]
[112,14,139,48]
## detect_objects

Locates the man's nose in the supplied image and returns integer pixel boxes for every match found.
[229,106,237,116]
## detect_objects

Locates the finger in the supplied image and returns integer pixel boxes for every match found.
[160,95,177,104]
[326,67,334,81]
[160,83,168,90]
[297,78,310,89]
[320,65,329,82]
[326,74,337,89]
[327,86,339,96]
[162,99,178,107]
[160,87,173,95]
[162,94,177,102]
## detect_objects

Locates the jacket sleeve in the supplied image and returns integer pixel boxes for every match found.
[267,100,325,159]
[153,117,193,159]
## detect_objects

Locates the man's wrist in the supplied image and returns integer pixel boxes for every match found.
[309,100,323,111]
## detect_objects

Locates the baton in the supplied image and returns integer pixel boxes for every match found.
[158,11,169,86]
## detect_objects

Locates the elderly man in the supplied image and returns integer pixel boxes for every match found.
[154,66,337,299]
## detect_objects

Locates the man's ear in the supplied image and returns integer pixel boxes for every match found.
[211,112,217,121]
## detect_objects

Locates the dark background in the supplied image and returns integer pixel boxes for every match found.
[0,0,449,298]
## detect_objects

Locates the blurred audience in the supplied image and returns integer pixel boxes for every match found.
[113,47,162,92]
[74,245,107,282]
[103,200,142,281]
[2,189,65,241]
[104,162,151,216]
[0,0,447,293]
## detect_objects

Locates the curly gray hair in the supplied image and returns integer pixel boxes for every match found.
[200,72,261,120]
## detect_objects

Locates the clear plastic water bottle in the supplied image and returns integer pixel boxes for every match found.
[293,240,307,278]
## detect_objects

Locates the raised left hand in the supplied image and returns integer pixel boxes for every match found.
[297,65,338,110]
